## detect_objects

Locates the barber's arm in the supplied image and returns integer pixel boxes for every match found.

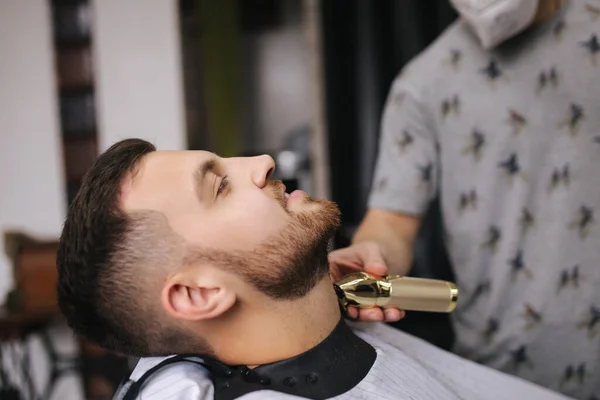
[329,74,438,322]
[329,210,420,322]
[352,209,420,278]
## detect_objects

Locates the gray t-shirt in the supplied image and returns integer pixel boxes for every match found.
[368,2,600,399]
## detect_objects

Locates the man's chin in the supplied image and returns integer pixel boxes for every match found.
[296,197,339,218]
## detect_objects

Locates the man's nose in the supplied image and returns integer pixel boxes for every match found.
[250,155,275,188]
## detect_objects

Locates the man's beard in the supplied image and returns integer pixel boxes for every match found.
[193,183,341,299]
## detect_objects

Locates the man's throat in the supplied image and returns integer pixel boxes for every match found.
[211,277,342,367]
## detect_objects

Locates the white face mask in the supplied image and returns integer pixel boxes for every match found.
[450,0,539,49]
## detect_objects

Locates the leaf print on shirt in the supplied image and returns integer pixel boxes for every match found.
[462,129,486,161]
[510,345,534,371]
[558,103,585,136]
[520,303,543,330]
[506,108,527,134]
[482,318,499,344]
[577,363,587,385]
[536,67,559,94]
[577,305,600,338]
[509,250,533,282]
[498,153,525,183]
[548,164,571,192]
[581,34,600,66]
[585,3,600,20]
[481,226,501,253]
[471,280,491,305]
[562,365,575,387]
[561,363,588,387]
[396,130,414,153]
[568,205,594,239]
[444,49,462,70]
[558,265,580,293]
[520,207,535,234]
[441,95,461,118]
[481,59,506,88]
[417,163,433,183]
[458,189,478,213]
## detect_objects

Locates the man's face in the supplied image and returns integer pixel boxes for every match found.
[122,150,340,298]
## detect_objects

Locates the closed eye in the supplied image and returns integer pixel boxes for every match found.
[217,176,229,196]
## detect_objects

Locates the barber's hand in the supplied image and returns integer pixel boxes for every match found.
[329,242,406,323]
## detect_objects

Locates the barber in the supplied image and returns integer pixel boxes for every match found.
[329,1,599,399]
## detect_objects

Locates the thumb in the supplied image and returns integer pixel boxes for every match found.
[328,247,361,269]
[362,244,388,277]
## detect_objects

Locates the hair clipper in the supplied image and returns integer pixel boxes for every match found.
[334,271,458,313]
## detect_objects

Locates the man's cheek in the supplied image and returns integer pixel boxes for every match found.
[223,210,286,239]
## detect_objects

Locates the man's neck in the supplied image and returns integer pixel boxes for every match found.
[208,277,342,366]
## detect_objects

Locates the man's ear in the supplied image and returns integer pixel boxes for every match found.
[161,272,236,322]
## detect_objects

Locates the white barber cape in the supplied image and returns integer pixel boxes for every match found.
[117,323,572,400]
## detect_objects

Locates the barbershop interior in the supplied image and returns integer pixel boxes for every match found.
[1,1,598,399]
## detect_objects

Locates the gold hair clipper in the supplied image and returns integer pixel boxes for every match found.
[334,271,458,313]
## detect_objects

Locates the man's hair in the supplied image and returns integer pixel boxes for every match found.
[57,139,191,356]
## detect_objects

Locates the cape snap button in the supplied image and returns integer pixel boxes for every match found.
[283,377,297,387]
[306,374,319,384]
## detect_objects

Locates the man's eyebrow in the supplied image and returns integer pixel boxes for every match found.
[194,157,217,201]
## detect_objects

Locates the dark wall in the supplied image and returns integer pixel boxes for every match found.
[320,0,458,349]
[321,0,457,246]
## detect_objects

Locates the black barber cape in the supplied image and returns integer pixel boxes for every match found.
[115,319,376,400]
[113,320,573,400]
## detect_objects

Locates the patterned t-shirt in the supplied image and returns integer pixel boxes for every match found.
[368,2,600,399]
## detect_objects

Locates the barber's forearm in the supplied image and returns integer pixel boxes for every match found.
[351,216,416,277]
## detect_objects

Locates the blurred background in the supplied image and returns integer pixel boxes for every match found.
[0,1,457,399]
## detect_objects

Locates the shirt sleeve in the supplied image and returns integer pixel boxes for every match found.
[368,76,439,216]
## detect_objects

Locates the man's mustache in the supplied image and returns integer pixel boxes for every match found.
[268,180,286,208]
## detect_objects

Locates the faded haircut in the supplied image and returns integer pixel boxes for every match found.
[56,139,208,357]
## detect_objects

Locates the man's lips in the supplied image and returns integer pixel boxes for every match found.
[286,190,305,206]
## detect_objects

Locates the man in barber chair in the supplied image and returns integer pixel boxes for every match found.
[56,139,569,399]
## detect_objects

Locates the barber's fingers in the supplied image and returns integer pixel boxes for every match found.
[358,307,384,321]
[329,242,388,281]
[346,306,359,319]
[355,307,405,322]
[383,308,405,322]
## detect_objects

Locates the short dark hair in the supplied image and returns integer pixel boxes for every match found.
[57,138,190,356]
